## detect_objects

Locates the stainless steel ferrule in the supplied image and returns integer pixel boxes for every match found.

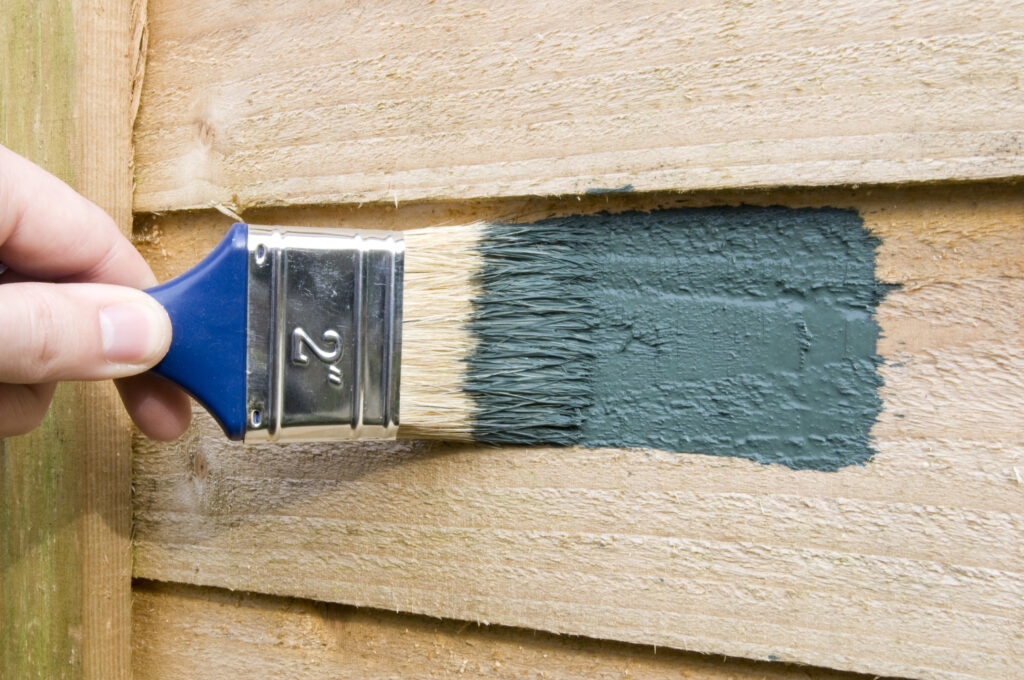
[244,225,403,443]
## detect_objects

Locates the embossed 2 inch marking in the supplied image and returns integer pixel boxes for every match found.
[291,327,344,385]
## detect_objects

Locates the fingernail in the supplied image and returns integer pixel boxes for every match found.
[99,301,168,364]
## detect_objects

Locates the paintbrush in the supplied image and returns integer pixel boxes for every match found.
[145,220,591,444]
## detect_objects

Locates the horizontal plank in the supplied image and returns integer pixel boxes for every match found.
[133,581,889,680]
[132,183,1024,680]
[133,0,1024,211]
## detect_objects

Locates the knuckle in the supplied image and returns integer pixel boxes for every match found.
[21,292,65,382]
[0,386,51,436]
[20,400,49,434]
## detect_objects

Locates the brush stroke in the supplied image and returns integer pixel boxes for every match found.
[470,207,889,471]
[585,184,634,194]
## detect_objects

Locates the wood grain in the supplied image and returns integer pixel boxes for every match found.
[1,1,141,678]
[133,580,894,680]
[131,183,1024,680]
[132,0,1024,212]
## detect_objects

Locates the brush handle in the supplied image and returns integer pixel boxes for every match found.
[145,223,249,439]
[143,222,404,443]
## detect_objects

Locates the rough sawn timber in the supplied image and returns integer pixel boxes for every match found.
[132,183,1024,680]
[132,581,896,680]
[133,0,1024,212]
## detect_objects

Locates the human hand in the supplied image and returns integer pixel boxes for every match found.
[0,144,191,440]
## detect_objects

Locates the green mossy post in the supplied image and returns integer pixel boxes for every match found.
[1,1,136,678]
[1,2,84,676]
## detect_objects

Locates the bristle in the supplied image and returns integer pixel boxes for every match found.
[398,221,596,443]
[465,223,596,444]
[398,223,483,440]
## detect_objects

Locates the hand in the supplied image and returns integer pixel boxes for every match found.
[0,145,191,440]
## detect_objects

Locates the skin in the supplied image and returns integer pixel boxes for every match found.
[0,144,191,440]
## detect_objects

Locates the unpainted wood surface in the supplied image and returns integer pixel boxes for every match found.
[132,183,1024,680]
[133,0,1024,212]
[133,580,894,680]
[1,0,142,678]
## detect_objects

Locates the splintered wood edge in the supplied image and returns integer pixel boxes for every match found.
[133,580,892,680]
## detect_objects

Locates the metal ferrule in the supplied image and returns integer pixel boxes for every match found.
[244,225,403,442]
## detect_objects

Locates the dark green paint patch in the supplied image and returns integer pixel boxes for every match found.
[585,184,634,194]
[468,207,889,471]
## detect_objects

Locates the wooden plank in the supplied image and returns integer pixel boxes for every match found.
[131,182,1024,680]
[132,0,1024,213]
[133,580,892,680]
[0,0,142,677]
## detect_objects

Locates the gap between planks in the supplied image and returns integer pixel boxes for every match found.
[133,580,902,680]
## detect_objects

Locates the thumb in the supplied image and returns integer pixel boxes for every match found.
[0,282,171,383]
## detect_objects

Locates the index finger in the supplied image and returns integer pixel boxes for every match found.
[0,144,157,288]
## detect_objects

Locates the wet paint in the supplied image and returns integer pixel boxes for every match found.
[469,207,888,471]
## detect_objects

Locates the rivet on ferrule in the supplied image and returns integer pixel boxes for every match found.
[243,225,403,442]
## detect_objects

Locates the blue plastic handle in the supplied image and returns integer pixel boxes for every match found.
[145,223,249,439]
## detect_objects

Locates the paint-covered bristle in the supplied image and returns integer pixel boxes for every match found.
[465,223,596,444]
[399,221,597,443]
